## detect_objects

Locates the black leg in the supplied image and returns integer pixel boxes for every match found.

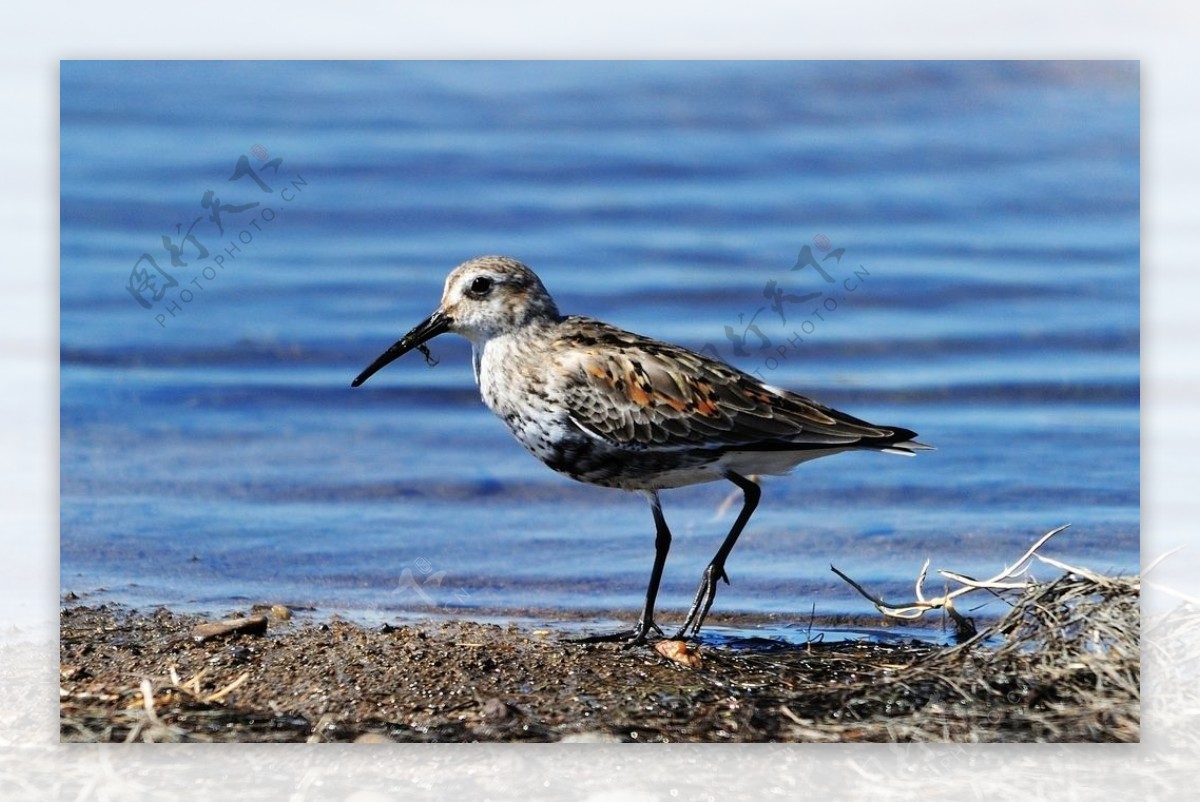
[674,472,761,640]
[635,492,672,637]
[569,491,670,647]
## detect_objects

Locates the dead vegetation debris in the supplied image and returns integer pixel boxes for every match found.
[60,565,1138,743]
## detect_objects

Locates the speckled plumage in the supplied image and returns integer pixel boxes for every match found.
[353,256,930,644]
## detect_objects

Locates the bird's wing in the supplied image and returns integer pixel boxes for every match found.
[550,317,896,451]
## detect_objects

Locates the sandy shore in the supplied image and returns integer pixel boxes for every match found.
[60,575,1138,743]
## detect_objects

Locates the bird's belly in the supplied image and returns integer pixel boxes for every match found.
[497,413,721,490]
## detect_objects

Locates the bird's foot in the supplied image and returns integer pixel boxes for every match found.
[567,618,663,648]
[672,564,726,641]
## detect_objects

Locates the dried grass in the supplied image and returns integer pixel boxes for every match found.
[803,527,1141,741]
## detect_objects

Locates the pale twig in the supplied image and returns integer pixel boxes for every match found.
[914,559,931,604]
[1145,580,1200,607]
[203,672,250,704]
[779,704,807,726]
[1033,554,1121,586]
[1141,546,1185,578]
[139,679,162,727]
[831,525,1071,625]
[937,571,1028,591]
[166,666,209,700]
[127,678,187,743]
[166,664,249,704]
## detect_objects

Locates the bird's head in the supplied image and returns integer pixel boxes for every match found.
[351,255,559,387]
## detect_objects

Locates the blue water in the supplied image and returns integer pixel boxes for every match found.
[60,61,1139,635]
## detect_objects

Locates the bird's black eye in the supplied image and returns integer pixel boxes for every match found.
[468,276,494,296]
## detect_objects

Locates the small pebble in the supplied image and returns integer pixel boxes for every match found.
[191,615,268,643]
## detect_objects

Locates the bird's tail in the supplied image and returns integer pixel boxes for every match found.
[881,438,935,457]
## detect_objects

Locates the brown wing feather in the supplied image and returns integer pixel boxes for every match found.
[550,317,895,451]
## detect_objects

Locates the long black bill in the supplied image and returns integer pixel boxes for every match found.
[351,310,451,387]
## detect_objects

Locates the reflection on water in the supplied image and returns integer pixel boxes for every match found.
[61,61,1139,629]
